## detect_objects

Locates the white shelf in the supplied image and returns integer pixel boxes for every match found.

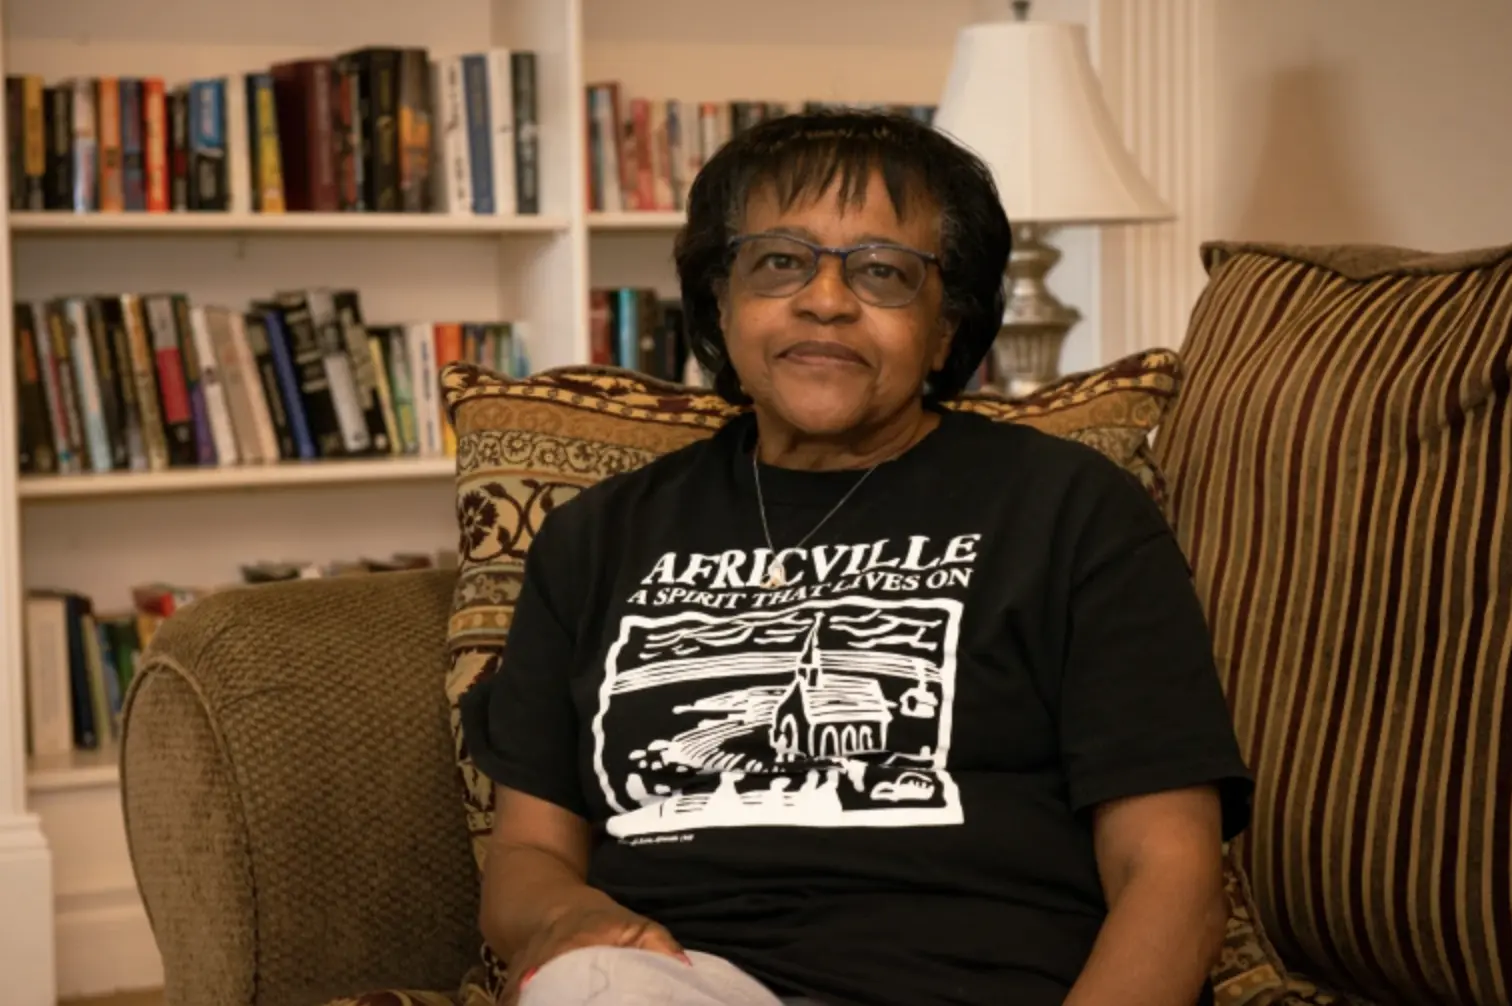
[588,211,686,231]
[10,210,570,236]
[18,456,456,500]
[27,744,120,793]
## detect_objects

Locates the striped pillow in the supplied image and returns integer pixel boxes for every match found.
[1153,241,1512,1006]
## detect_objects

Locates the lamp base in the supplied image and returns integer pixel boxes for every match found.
[994,222,1080,397]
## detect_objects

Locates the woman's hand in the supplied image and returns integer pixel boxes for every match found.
[499,901,686,1005]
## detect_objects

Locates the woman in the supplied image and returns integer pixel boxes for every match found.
[460,109,1252,1006]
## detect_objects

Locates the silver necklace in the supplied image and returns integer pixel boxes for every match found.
[752,443,882,590]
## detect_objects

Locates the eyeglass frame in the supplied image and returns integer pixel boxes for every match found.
[725,231,942,308]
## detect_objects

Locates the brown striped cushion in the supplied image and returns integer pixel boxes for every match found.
[1153,241,1512,1006]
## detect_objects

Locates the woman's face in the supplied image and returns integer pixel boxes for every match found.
[718,171,954,439]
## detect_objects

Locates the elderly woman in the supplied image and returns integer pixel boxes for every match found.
[460,109,1252,1006]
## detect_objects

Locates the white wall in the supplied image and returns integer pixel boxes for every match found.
[1213,0,1512,251]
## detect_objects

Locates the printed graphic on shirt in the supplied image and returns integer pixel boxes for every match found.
[595,534,980,839]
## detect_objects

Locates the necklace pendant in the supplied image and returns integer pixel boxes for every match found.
[762,560,788,590]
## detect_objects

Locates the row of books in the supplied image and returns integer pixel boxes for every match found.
[23,550,457,759]
[583,88,938,213]
[4,44,540,216]
[589,287,694,384]
[13,288,531,477]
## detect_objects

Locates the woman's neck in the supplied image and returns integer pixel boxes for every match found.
[754,403,940,471]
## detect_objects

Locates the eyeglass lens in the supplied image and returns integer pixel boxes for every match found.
[732,235,930,308]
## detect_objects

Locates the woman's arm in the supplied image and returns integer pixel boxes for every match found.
[1063,786,1229,1006]
[480,786,606,959]
[480,785,684,997]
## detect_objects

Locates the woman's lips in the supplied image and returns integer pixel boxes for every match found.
[779,340,867,366]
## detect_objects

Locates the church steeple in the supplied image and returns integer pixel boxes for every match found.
[795,614,824,687]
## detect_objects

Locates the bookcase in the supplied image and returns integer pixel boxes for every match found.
[0,0,1177,1001]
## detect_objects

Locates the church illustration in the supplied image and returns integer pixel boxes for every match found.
[769,614,894,762]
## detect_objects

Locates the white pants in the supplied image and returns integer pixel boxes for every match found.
[518,946,823,1006]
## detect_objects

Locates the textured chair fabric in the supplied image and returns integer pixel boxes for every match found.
[121,570,488,1006]
[1153,241,1512,1006]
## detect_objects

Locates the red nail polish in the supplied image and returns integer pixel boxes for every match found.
[678,952,693,966]
[520,966,539,989]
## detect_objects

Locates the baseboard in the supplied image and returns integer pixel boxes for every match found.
[0,812,57,1006]
[55,896,164,1000]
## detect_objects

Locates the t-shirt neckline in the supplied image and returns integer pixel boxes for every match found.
[725,407,959,509]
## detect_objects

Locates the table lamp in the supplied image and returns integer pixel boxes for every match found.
[933,1,1173,396]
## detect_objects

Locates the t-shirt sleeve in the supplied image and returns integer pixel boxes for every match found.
[458,506,591,819]
[1057,459,1254,841]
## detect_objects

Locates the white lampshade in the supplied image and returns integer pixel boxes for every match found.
[934,19,1173,226]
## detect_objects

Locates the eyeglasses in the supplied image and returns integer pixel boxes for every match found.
[727,233,940,308]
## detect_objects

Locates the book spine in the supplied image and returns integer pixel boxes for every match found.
[223,74,251,215]
[397,49,432,212]
[511,52,538,214]
[81,297,128,469]
[240,310,298,460]
[405,322,440,455]
[333,290,391,453]
[70,79,98,211]
[221,309,279,463]
[333,55,364,211]
[168,87,189,211]
[63,595,98,750]
[188,304,239,466]
[21,76,46,209]
[650,99,671,211]
[170,294,216,465]
[31,302,75,472]
[630,98,652,212]
[203,306,260,463]
[382,326,418,454]
[302,289,369,453]
[247,73,285,212]
[98,297,147,470]
[120,295,170,471]
[432,322,463,456]
[269,297,341,456]
[44,86,73,210]
[488,50,517,215]
[119,78,146,210]
[589,84,622,214]
[461,54,494,214]
[7,79,23,210]
[142,79,168,212]
[97,79,124,211]
[143,294,197,466]
[365,328,401,455]
[434,56,469,214]
[22,596,74,757]
[308,62,339,211]
[13,305,56,473]
[44,302,89,470]
[188,79,228,210]
[255,306,317,459]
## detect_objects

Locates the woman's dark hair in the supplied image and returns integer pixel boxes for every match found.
[674,108,1012,404]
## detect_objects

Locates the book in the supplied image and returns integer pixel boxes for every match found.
[5,44,540,217]
[12,288,527,476]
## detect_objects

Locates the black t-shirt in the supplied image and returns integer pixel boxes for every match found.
[460,408,1253,1006]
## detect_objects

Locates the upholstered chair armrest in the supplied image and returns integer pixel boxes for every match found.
[120,570,480,1006]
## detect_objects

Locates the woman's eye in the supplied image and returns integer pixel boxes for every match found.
[757,254,804,272]
[863,263,902,280]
